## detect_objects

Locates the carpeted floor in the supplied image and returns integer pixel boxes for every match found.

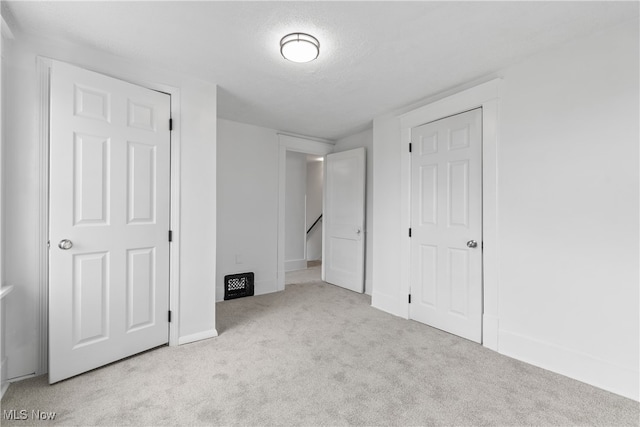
[284,261,322,285]
[2,266,638,426]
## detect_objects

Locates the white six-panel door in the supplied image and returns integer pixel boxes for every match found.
[323,148,366,293]
[409,109,482,343]
[49,61,171,383]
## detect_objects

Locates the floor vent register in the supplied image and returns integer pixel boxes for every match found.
[224,272,255,300]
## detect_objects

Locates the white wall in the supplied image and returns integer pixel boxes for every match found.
[371,19,639,400]
[217,120,334,299]
[306,160,323,261]
[371,116,402,314]
[217,119,279,300]
[333,128,374,295]
[285,151,307,271]
[2,33,218,379]
[496,20,639,400]
[176,78,218,343]
[2,36,38,379]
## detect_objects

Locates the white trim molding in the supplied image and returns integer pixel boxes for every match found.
[165,89,182,348]
[276,134,334,292]
[397,78,501,350]
[37,57,52,376]
[499,329,639,401]
[177,328,218,346]
[1,286,14,398]
[371,289,403,318]
[285,259,308,273]
[0,356,8,399]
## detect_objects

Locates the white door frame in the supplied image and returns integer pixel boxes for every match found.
[399,79,500,350]
[276,134,334,291]
[36,57,182,375]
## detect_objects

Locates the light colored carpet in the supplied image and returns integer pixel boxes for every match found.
[2,270,638,426]
[284,261,321,285]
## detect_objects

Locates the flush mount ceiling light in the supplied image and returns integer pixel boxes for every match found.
[280,33,320,63]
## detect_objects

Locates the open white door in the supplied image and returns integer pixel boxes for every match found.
[49,61,171,383]
[409,108,482,343]
[323,148,366,293]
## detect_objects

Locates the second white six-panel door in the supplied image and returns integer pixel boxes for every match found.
[409,108,483,343]
[49,61,171,383]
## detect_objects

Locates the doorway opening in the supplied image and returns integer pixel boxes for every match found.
[276,134,333,291]
[284,153,324,285]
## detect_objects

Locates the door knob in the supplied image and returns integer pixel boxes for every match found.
[466,240,478,248]
[58,239,73,250]
[356,228,362,235]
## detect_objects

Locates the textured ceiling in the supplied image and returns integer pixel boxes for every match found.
[3,1,637,140]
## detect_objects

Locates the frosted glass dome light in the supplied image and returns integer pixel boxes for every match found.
[280,33,320,63]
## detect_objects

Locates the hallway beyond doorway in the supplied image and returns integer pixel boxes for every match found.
[285,261,321,285]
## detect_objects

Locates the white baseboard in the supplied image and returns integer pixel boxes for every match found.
[253,279,278,296]
[371,291,405,318]
[482,314,499,351]
[285,259,307,272]
[178,328,218,345]
[1,382,8,399]
[1,356,8,400]
[365,279,373,296]
[499,329,639,401]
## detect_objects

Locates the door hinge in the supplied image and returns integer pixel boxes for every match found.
[169,118,173,131]
[168,230,173,242]
[409,142,412,153]
[408,294,412,304]
[409,228,412,238]
[168,310,172,323]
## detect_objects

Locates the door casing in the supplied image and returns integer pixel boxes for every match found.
[36,57,183,376]
[399,79,500,350]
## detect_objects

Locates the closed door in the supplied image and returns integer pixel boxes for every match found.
[49,61,171,383]
[409,108,482,343]
[323,148,366,293]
